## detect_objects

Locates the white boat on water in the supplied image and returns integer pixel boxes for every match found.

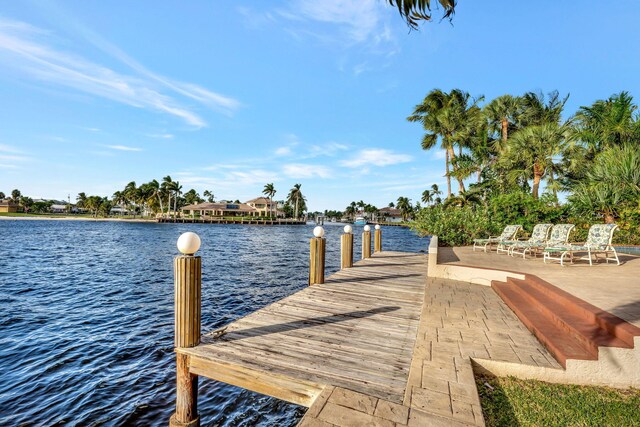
[353,216,367,225]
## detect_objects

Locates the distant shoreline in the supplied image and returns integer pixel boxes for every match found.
[0,216,153,223]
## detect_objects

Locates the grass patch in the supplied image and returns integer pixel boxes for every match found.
[476,373,640,427]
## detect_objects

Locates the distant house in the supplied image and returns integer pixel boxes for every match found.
[379,207,404,223]
[181,202,259,217]
[244,197,283,217]
[0,199,19,213]
[110,205,130,215]
[50,204,68,214]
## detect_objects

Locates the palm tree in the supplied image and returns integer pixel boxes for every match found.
[573,91,640,154]
[503,123,570,199]
[203,190,214,203]
[484,95,522,148]
[408,89,483,196]
[147,179,165,217]
[387,0,456,30]
[0,192,5,200]
[173,181,182,218]
[519,90,568,128]
[11,189,21,204]
[345,205,356,220]
[262,183,276,218]
[161,176,173,218]
[76,192,87,210]
[287,184,303,219]
[123,181,138,218]
[112,190,128,216]
[396,197,412,221]
[570,144,640,223]
[443,188,483,208]
[421,190,433,205]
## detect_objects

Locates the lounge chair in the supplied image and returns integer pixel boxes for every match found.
[543,223,620,266]
[507,223,554,258]
[473,225,522,253]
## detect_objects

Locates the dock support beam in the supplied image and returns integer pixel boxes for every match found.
[170,233,202,427]
[310,226,326,285]
[374,225,382,253]
[341,225,354,269]
[362,225,372,259]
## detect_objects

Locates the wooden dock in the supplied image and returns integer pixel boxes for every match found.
[177,251,427,409]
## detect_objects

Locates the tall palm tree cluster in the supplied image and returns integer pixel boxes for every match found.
[286,184,307,219]
[344,200,380,221]
[409,89,640,223]
[78,177,207,218]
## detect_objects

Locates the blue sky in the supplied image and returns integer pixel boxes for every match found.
[1,1,639,211]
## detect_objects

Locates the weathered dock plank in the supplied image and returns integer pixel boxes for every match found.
[176,251,427,407]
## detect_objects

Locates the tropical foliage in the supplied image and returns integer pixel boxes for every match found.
[410,89,640,246]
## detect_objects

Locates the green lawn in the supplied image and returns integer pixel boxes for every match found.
[476,374,640,427]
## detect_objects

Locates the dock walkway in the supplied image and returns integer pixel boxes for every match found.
[178,251,560,426]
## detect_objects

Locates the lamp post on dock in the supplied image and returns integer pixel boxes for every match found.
[341,225,354,269]
[309,226,326,285]
[170,232,201,427]
[362,225,372,259]
[374,224,382,253]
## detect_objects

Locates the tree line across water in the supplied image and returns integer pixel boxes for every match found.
[407,89,640,246]
[2,179,309,219]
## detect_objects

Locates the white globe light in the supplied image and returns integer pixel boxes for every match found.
[177,232,201,255]
[313,226,325,238]
[375,224,381,230]
[363,225,371,232]
[343,225,353,234]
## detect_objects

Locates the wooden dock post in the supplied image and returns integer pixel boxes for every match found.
[309,226,326,285]
[341,225,354,269]
[362,225,372,259]
[374,224,382,253]
[170,232,202,427]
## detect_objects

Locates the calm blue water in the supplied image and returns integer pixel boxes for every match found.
[0,220,429,426]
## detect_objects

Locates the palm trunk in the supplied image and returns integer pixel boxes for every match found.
[532,163,542,199]
[295,198,299,220]
[448,146,465,194]
[501,117,508,143]
[549,170,558,205]
[156,194,164,218]
[445,150,452,198]
[173,194,178,218]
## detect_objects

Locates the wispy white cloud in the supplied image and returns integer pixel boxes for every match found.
[303,142,349,158]
[106,145,142,152]
[0,144,31,163]
[275,146,293,156]
[146,133,174,140]
[340,148,412,168]
[0,143,22,153]
[287,0,382,44]
[0,153,30,162]
[0,17,241,127]
[274,0,400,68]
[283,163,333,179]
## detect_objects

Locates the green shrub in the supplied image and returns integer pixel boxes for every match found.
[488,192,567,232]
[411,205,498,247]
[615,208,640,245]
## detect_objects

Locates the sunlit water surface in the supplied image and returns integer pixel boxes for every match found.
[0,220,429,426]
